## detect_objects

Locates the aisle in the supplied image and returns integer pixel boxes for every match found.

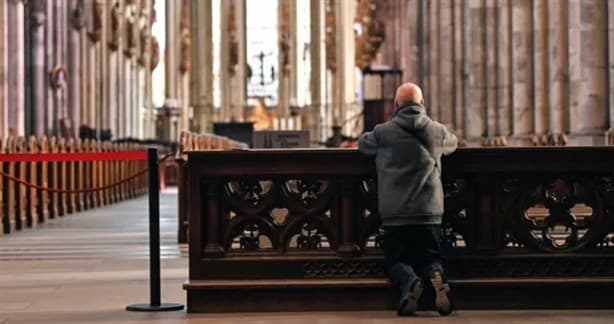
[0,191,185,260]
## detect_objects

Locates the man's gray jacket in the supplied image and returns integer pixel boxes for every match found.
[358,102,458,227]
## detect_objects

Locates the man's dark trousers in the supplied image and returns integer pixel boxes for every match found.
[383,224,444,295]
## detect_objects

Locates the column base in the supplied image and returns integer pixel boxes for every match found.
[567,134,606,146]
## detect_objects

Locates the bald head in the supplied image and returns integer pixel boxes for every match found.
[394,82,424,109]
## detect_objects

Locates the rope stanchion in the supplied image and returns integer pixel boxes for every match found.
[126,148,184,312]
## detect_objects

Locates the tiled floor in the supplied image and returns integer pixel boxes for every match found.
[1,191,614,323]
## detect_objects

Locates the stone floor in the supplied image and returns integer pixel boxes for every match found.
[1,190,614,323]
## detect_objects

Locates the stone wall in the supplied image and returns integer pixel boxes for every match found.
[385,0,613,146]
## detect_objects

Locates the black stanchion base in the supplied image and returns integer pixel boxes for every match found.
[126,303,184,312]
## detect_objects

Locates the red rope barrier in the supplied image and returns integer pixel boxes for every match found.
[0,153,172,194]
[0,151,148,162]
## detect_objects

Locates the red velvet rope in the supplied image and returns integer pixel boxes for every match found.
[0,153,172,194]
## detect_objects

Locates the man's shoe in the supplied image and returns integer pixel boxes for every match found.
[430,270,452,316]
[397,278,423,316]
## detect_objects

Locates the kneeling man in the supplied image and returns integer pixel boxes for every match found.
[358,82,457,316]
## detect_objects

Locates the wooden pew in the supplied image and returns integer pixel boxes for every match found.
[38,136,50,221]
[57,138,68,216]
[14,137,27,229]
[0,136,158,236]
[26,136,39,227]
[48,137,60,219]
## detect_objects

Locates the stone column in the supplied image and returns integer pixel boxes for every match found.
[511,0,533,144]
[190,0,213,133]
[440,0,453,128]
[428,0,440,121]
[107,1,118,137]
[453,0,465,137]
[331,0,355,133]
[570,0,608,145]
[485,1,497,139]
[310,0,324,143]
[465,0,486,141]
[404,0,420,83]
[277,0,296,127]
[0,0,8,138]
[533,0,549,139]
[219,0,231,121]
[231,0,247,122]
[7,0,26,136]
[44,0,54,134]
[164,0,180,136]
[496,0,512,139]
[548,0,569,140]
[29,0,46,136]
[68,0,85,138]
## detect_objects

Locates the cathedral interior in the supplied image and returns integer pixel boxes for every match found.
[2,0,614,323]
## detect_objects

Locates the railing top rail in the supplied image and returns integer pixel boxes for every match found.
[187,147,614,176]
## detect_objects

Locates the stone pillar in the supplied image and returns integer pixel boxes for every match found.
[0,0,7,138]
[533,0,549,138]
[331,0,355,133]
[310,0,325,143]
[277,0,295,127]
[576,0,608,145]
[44,0,54,134]
[57,0,69,130]
[465,0,486,141]
[190,0,213,133]
[231,0,247,122]
[496,0,512,138]
[453,0,465,137]
[164,0,180,137]
[404,0,420,84]
[511,0,533,143]
[428,0,440,121]
[439,0,453,128]
[548,0,569,139]
[107,1,118,137]
[7,0,26,136]
[485,1,497,139]
[30,0,46,136]
[69,0,85,138]
[219,0,231,121]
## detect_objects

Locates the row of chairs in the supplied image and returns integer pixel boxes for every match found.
[0,136,149,235]
[176,131,249,243]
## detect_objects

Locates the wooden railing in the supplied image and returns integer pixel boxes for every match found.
[175,131,248,243]
[1,136,148,235]
[183,147,614,312]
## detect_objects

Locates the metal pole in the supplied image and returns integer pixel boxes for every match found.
[148,148,161,306]
[126,148,183,312]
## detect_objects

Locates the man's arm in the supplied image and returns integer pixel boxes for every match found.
[358,130,378,156]
[441,126,458,156]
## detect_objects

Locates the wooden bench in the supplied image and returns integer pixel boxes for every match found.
[183,147,614,312]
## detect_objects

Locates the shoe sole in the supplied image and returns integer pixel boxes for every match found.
[430,272,452,316]
[398,281,423,316]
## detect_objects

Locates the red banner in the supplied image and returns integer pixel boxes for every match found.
[0,151,148,162]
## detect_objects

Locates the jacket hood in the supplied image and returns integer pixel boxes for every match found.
[392,102,430,132]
